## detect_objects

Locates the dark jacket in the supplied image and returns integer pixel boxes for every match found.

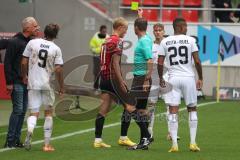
[0,39,8,49]
[4,32,31,85]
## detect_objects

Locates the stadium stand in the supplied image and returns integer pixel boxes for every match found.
[182,10,199,22]
[143,0,160,6]
[142,9,159,21]
[162,9,179,22]
[162,0,181,6]
[183,0,201,7]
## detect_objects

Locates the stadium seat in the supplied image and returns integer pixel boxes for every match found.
[0,64,10,100]
[90,2,107,13]
[142,9,159,21]
[182,10,199,22]
[162,0,180,6]
[122,0,140,6]
[183,0,201,7]
[143,0,160,6]
[162,9,178,22]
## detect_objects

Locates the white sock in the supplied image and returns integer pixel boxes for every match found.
[169,113,178,147]
[189,111,198,144]
[148,104,156,136]
[27,116,37,133]
[95,138,102,143]
[120,136,127,140]
[44,116,53,145]
[166,106,170,133]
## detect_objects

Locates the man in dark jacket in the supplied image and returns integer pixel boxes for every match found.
[213,0,234,22]
[4,17,40,148]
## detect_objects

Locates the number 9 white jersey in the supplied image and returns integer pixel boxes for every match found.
[23,38,63,90]
[159,35,198,77]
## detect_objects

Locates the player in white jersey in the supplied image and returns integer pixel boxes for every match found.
[21,23,64,152]
[158,18,203,152]
[147,23,165,136]
[147,23,180,141]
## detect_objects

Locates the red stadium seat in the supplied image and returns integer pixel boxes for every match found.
[183,0,201,7]
[0,64,10,100]
[162,9,178,22]
[142,9,159,21]
[90,2,107,13]
[182,10,199,22]
[122,0,140,6]
[143,0,160,6]
[162,0,180,6]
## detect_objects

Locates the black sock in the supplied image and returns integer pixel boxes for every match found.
[95,113,105,138]
[120,110,131,136]
[131,110,150,139]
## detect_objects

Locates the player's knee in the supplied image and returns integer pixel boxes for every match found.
[44,106,53,116]
[189,111,198,121]
[29,108,40,116]
[187,103,197,109]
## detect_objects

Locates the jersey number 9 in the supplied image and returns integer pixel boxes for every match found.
[38,49,48,68]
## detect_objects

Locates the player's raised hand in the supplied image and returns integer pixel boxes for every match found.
[138,8,143,18]
[196,79,203,90]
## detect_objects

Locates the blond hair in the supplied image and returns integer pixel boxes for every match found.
[22,17,37,31]
[113,17,128,30]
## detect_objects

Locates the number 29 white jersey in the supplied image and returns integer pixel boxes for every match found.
[23,38,63,90]
[158,35,198,77]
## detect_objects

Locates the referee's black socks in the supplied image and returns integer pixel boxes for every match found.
[131,110,150,139]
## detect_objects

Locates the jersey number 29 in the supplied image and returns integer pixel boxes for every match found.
[168,46,188,66]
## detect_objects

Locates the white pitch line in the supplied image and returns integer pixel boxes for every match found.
[0,126,42,136]
[0,101,217,153]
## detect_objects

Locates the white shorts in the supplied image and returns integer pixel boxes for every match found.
[28,90,55,112]
[164,76,197,107]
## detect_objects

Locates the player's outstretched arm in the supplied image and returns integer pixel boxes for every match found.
[192,51,203,89]
[21,57,29,85]
[112,54,128,93]
[137,8,143,18]
[55,65,64,97]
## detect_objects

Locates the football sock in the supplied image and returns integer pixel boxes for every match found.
[27,116,37,133]
[189,111,198,144]
[148,103,156,136]
[120,110,131,137]
[169,113,178,147]
[166,106,170,133]
[44,116,53,145]
[95,113,105,138]
[131,110,150,139]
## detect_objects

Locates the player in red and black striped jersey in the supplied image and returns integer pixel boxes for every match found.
[94,17,152,150]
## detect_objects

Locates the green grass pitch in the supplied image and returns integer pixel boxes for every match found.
[0,98,239,160]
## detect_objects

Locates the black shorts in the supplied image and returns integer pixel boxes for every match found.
[131,75,151,109]
[99,78,135,106]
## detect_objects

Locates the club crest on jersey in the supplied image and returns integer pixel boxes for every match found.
[117,41,123,49]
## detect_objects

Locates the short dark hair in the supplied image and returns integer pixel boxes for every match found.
[100,25,107,31]
[134,18,148,31]
[44,23,60,39]
[173,17,186,30]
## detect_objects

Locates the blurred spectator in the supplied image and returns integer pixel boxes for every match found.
[213,0,234,22]
[89,25,109,89]
[234,3,240,22]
